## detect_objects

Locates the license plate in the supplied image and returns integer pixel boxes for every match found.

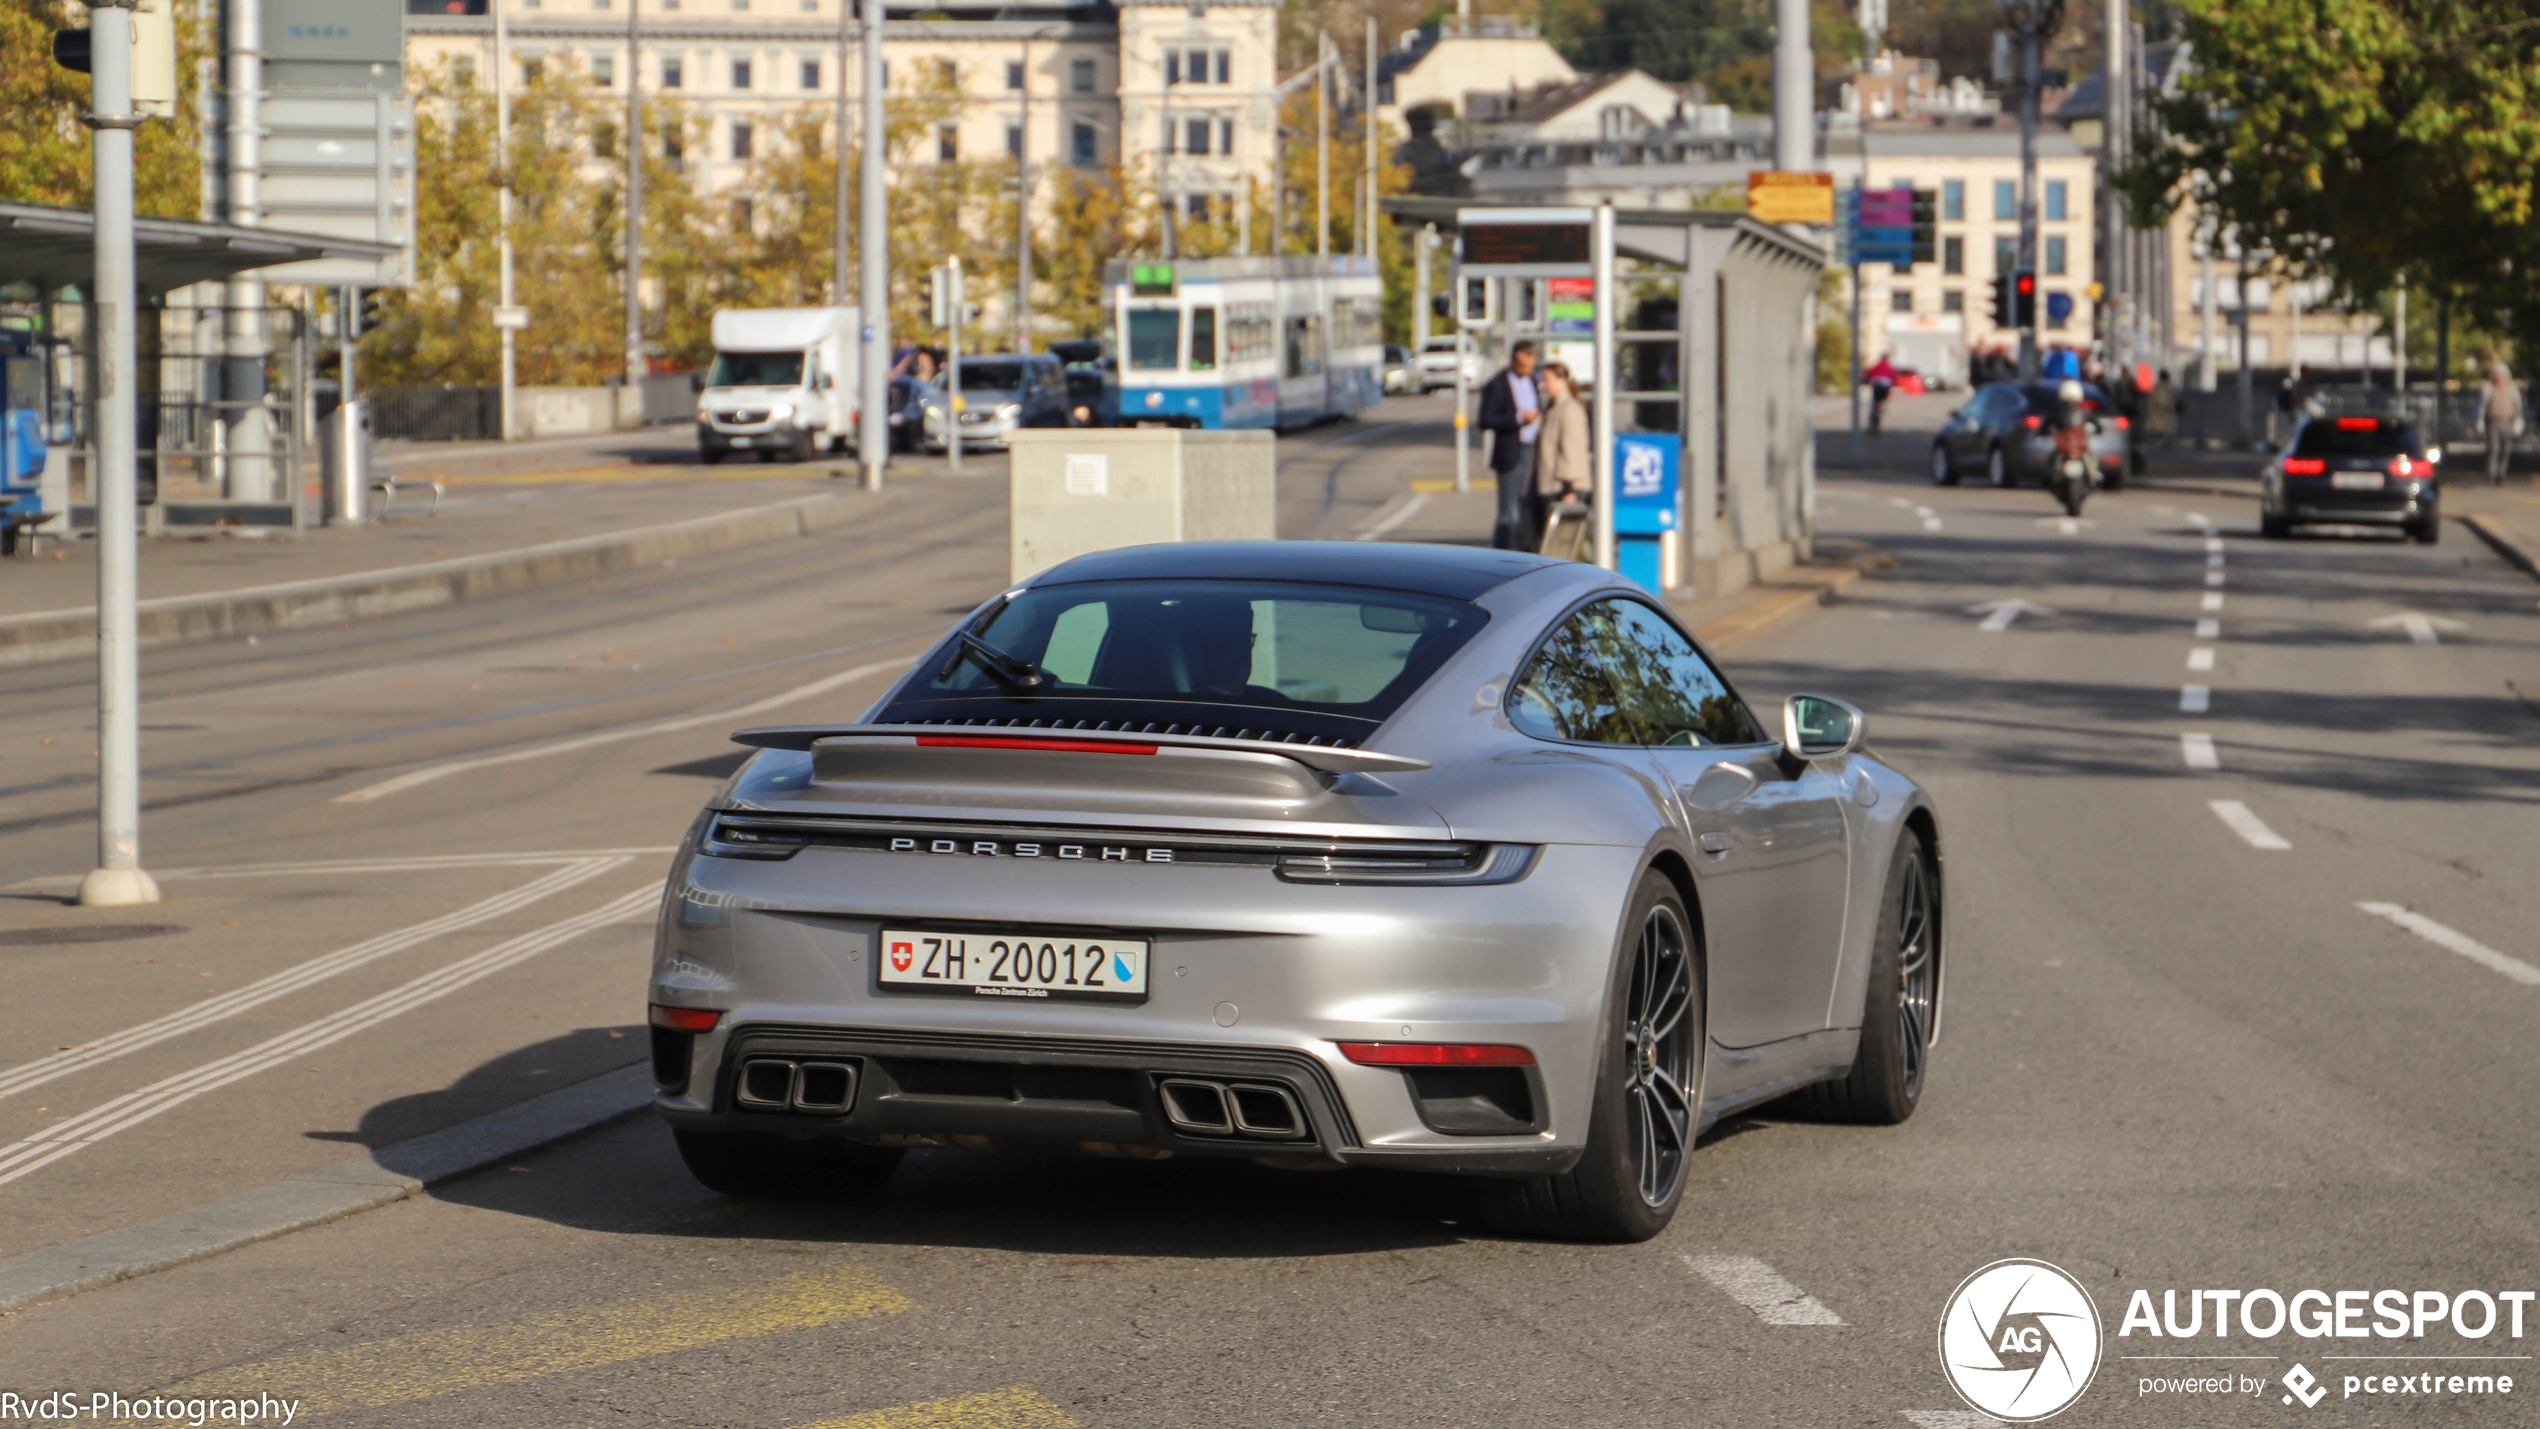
[729,436,753,447]
[2332,471,2382,490]
[879,927,1149,1002]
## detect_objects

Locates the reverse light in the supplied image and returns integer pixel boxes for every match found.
[2281,457,2327,475]
[650,1005,722,1032]
[1336,1041,1537,1068]
[2388,456,2426,477]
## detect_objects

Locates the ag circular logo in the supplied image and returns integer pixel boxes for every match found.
[1938,1259,2103,1422]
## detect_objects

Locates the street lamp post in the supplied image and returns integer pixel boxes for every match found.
[497,0,516,441]
[833,0,851,307]
[1999,0,2061,379]
[624,0,643,387]
[80,0,159,908]
[858,0,888,490]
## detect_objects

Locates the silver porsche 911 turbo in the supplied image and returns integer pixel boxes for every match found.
[648,541,1943,1241]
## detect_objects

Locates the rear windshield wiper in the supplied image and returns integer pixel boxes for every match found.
[938,624,1045,691]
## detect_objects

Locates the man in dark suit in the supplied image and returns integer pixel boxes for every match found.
[1476,340,1543,550]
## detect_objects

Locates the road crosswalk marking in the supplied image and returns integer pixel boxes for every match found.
[1900,1412,2003,1427]
[1685,1255,1846,1325]
[790,1386,1079,1429]
[167,1262,914,1415]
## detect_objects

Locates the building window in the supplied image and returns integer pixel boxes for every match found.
[1942,235,1963,275]
[1006,60,1024,90]
[1071,58,1095,93]
[1942,289,1964,313]
[1217,117,1233,155]
[662,57,682,88]
[1891,288,1912,313]
[1942,178,1963,220]
[731,59,751,89]
[1186,193,1211,221]
[2045,179,2067,221]
[801,58,819,89]
[733,0,749,10]
[1185,117,1210,155]
[593,53,614,86]
[1071,120,1097,164]
[1993,179,2015,220]
[1215,48,1229,83]
[1165,50,1179,84]
[937,123,958,162]
[1994,235,2016,275]
[2046,235,2067,275]
[1006,123,1022,158]
[731,120,753,160]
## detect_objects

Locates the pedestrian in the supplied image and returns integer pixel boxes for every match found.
[1534,362,1592,558]
[2478,362,2523,486]
[1477,339,1544,550]
[1864,352,1898,434]
[2148,368,2179,448]
[2042,346,2082,382]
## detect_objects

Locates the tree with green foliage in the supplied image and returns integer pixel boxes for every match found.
[2120,0,2540,363]
[0,0,211,219]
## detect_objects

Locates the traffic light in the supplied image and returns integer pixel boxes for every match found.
[1909,188,1937,267]
[1990,272,2014,328]
[2012,269,2038,328]
[52,27,90,71]
[346,287,387,338]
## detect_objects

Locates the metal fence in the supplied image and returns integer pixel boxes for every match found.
[370,385,500,442]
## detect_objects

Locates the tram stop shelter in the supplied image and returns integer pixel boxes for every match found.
[1387,199,1826,598]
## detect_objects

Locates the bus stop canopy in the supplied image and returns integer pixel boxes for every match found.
[0,201,398,295]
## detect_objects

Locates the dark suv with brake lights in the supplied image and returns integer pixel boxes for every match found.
[2262,416,2440,543]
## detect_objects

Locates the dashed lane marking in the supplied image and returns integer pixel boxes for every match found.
[2205,570,2227,588]
[2201,592,2224,612]
[2356,904,2540,986]
[2187,647,2216,671]
[790,1387,1081,1429]
[2181,685,2211,713]
[2208,552,2226,567]
[1685,1255,1847,1325]
[2181,733,2220,770]
[166,1262,914,1416]
[2209,800,2292,850]
[1900,1413,2004,1428]
[2196,618,2220,639]
[0,886,661,1186]
[2188,511,2213,527]
[2205,536,2225,554]
[334,657,907,803]
[0,858,630,1102]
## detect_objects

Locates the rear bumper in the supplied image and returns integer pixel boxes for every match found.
[2274,479,2435,524]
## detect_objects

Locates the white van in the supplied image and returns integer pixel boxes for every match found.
[698,307,859,462]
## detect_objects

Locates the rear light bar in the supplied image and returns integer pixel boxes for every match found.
[1336,1041,1536,1068]
[650,1005,723,1033]
[2389,456,2426,477]
[2022,414,2041,429]
[914,735,1158,756]
[2281,457,2327,475]
[2336,416,2380,430]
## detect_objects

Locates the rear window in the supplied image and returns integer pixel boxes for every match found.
[2021,383,2113,413]
[2293,418,2420,457]
[876,580,1489,744]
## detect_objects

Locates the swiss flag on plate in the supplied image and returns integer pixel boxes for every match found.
[889,941,914,972]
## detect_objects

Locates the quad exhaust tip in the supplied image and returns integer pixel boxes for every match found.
[1158,1078,1307,1140]
[736,1057,859,1115]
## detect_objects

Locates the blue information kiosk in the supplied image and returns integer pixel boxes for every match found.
[1611,431,1679,595]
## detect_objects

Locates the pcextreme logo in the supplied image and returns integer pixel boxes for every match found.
[1938,1259,2104,1422]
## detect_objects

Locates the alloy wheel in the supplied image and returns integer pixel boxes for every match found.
[1620,904,1697,1207]
[1893,853,1938,1099]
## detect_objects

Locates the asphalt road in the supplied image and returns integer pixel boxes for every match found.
[1,408,2535,1428]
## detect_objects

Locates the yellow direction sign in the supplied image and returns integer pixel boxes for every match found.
[1747,171,1835,224]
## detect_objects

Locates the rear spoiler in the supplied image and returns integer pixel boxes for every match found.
[730,723,1431,775]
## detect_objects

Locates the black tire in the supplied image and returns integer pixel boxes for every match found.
[1793,830,1938,1125]
[2412,515,2441,545]
[1929,445,1958,486]
[673,1129,904,1201]
[1986,446,2010,488]
[1478,872,1700,1242]
[2261,511,2291,538]
[699,446,726,466]
[2059,478,2087,517]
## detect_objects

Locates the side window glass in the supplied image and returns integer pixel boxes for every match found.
[1604,601,1760,747]
[1507,602,1638,745]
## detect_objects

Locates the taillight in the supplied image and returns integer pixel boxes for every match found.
[2336,416,2379,431]
[650,1005,722,1032]
[2281,457,2326,475]
[1336,1041,1537,1068]
[2115,415,2130,430]
[2389,456,2425,477]
[2022,414,2041,429]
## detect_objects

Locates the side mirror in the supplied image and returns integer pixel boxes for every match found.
[1782,694,1866,760]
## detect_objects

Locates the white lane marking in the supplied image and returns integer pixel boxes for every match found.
[2152,503,2178,515]
[2036,516,2091,535]
[2205,570,2226,587]
[2356,904,2540,986]
[0,859,629,1102]
[2201,592,2224,612]
[0,886,663,1188]
[2204,536,2225,554]
[156,850,679,879]
[334,658,907,803]
[1887,496,1914,508]
[2209,800,2291,850]
[1966,598,2054,632]
[2181,733,2220,769]
[2366,611,2464,645]
[2180,685,2211,713]
[1685,1255,1847,1325]
[2195,618,2220,639]
[2187,511,2212,527]
[1901,1413,2005,1428]
[1923,517,1945,531]
[2207,552,2226,567]
[1354,490,1431,541]
[2187,647,2215,671]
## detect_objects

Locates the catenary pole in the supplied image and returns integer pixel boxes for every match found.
[624,0,643,385]
[81,0,158,907]
[1770,0,1809,173]
[1591,202,1617,571]
[834,0,851,306]
[1016,35,1032,354]
[497,0,515,440]
[1316,34,1330,258]
[1362,17,1375,258]
[2102,0,2125,371]
[858,0,888,489]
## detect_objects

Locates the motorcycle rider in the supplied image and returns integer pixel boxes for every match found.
[2048,378,2096,513]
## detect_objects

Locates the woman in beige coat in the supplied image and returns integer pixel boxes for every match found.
[1534,363,1593,504]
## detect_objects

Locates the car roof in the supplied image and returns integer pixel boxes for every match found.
[1029,540,1562,599]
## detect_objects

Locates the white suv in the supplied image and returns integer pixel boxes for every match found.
[1413,335,1484,391]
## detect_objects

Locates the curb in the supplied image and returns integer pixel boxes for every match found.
[0,493,860,670]
[2463,512,2540,580]
[0,1062,652,1313]
[1688,563,1871,653]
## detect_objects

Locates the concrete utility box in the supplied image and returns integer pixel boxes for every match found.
[1006,428,1276,582]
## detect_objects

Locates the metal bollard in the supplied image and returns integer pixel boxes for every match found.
[322,397,368,526]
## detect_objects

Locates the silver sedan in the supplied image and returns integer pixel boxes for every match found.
[648,542,1945,1241]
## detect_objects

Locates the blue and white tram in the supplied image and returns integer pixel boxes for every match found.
[1108,256,1382,429]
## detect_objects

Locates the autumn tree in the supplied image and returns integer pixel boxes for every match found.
[0,0,211,218]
